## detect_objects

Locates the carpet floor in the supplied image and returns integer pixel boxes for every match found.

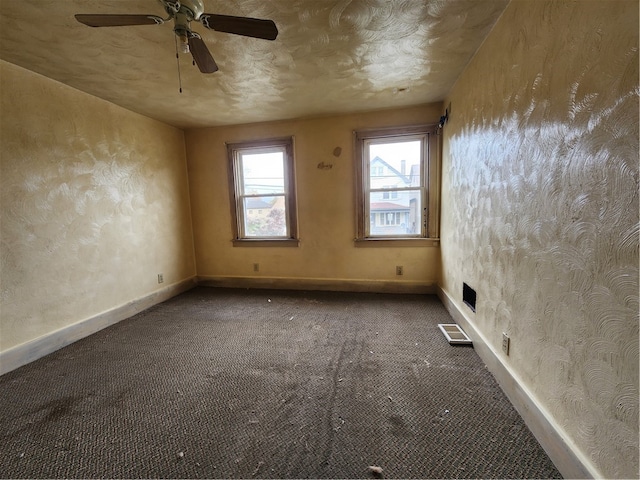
[0,287,562,479]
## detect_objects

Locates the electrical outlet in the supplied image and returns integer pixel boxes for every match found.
[502,333,510,355]
[396,266,404,276]
[157,273,164,284]
[253,263,260,272]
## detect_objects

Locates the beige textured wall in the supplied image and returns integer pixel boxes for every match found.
[0,61,196,352]
[186,105,441,290]
[440,1,639,478]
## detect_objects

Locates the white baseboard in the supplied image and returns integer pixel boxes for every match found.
[436,285,598,479]
[198,275,437,294]
[0,277,197,376]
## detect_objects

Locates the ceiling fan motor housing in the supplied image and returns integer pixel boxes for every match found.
[168,1,205,53]
[161,0,204,21]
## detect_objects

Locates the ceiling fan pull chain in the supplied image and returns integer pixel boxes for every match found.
[174,35,183,93]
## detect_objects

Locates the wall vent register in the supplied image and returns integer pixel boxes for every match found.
[463,282,476,312]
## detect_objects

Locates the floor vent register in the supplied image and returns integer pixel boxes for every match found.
[438,324,472,345]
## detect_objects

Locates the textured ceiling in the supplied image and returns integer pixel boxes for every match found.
[0,0,509,129]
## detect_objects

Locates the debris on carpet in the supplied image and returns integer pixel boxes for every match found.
[368,465,383,477]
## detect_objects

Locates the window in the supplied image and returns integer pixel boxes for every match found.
[355,125,439,243]
[227,137,298,246]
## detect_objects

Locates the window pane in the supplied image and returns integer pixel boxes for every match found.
[369,189,421,235]
[241,151,285,195]
[369,140,421,188]
[243,195,287,237]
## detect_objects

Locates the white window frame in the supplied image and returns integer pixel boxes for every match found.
[227,137,299,247]
[354,125,440,244]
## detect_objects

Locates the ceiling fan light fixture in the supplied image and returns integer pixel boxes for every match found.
[178,33,190,53]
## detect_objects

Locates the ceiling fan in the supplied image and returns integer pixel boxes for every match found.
[75,0,278,73]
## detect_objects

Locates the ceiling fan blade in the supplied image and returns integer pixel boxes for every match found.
[200,14,278,40]
[188,35,219,74]
[75,14,164,27]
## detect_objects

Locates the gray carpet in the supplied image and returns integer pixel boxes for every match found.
[0,287,562,479]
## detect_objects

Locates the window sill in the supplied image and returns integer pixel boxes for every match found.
[354,237,440,247]
[232,238,300,247]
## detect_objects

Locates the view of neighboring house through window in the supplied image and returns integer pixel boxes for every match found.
[368,141,422,235]
[227,137,298,243]
[355,125,439,240]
